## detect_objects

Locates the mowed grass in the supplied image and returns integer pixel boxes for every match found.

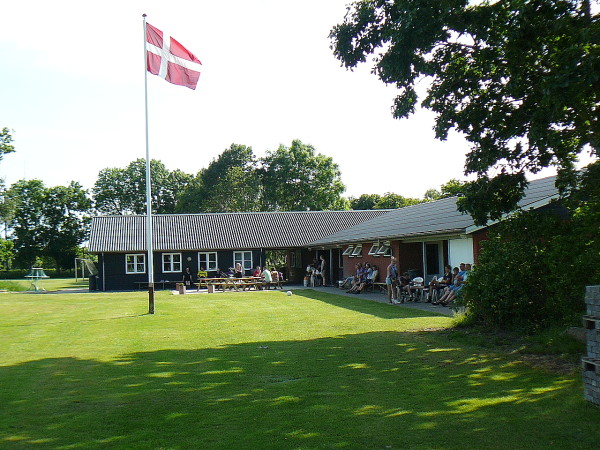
[1,289,599,449]
[0,277,89,292]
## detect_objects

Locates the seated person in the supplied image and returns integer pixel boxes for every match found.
[351,265,379,294]
[398,272,411,301]
[271,270,282,289]
[197,266,208,279]
[340,263,361,289]
[196,266,208,290]
[262,266,273,288]
[348,263,371,293]
[428,265,452,301]
[436,264,469,306]
[252,265,262,277]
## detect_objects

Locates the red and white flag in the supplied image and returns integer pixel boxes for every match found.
[146,23,202,90]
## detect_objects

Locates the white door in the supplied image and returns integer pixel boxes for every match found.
[448,237,474,267]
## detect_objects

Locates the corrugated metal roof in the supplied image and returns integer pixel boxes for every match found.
[307,175,560,246]
[88,210,391,253]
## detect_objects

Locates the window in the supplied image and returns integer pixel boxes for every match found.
[234,251,253,272]
[126,254,146,274]
[162,253,182,273]
[342,245,354,256]
[289,250,302,268]
[351,244,363,257]
[377,245,391,257]
[368,243,381,256]
[198,252,218,271]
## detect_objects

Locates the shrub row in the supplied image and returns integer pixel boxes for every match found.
[0,269,76,279]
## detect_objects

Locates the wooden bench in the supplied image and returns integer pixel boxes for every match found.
[371,282,387,293]
[135,281,177,290]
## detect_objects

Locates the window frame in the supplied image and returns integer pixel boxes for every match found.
[368,243,381,256]
[377,245,391,257]
[342,245,354,256]
[351,244,363,257]
[233,251,253,272]
[162,253,182,273]
[198,252,218,271]
[126,254,146,274]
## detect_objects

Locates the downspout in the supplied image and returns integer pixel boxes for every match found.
[329,248,333,285]
[102,252,106,291]
[422,242,427,278]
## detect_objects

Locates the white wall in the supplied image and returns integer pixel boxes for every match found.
[448,237,474,268]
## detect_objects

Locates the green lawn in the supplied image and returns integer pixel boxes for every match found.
[0,277,89,292]
[1,289,598,449]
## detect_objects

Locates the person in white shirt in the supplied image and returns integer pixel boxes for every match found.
[262,266,272,288]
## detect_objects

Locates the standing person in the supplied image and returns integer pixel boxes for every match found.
[182,267,194,289]
[319,254,328,287]
[234,262,244,278]
[386,257,399,304]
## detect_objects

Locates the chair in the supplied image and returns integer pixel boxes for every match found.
[410,277,426,302]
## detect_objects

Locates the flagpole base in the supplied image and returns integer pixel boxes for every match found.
[148,284,155,314]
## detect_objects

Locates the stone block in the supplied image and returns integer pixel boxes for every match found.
[585,285,600,305]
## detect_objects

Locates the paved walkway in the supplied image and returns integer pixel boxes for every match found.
[178,283,455,317]
[290,284,455,317]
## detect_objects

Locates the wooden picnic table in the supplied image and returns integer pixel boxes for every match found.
[134,280,178,290]
[198,277,264,292]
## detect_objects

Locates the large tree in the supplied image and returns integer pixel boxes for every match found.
[330,0,599,224]
[374,192,422,209]
[261,139,347,211]
[424,178,467,200]
[0,128,16,234]
[93,159,193,214]
[0,127,15,161]
[349,193,382,210]
[177,144,262,213]
[9,180,91,270]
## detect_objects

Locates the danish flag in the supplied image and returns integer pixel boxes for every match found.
[146,23,202,90]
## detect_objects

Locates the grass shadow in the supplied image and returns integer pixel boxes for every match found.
[1,330,598,448]
[295,289,443,319]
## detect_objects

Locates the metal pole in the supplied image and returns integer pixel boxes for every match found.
[143,14,155,314]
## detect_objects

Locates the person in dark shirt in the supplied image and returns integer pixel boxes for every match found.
[182,267,195,288]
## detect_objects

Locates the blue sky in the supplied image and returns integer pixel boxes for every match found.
[1,0,587,199]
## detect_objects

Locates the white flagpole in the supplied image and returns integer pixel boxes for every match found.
[142,14,155,314]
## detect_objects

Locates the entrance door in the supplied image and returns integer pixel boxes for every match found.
[425,243,440,276]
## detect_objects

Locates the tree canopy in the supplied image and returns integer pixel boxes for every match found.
[9,179,91,270]
[93,159,193,215]
[0,127,15,162]
[424,178,467,200]
[177,144,262,213]
[261,139,347,211]
[330,0,599,224]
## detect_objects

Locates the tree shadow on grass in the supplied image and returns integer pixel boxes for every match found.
[295,289,441,319]
[1,332,599,449]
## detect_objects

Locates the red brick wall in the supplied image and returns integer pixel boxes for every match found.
[340,242,390,282]
[397,242,423,276]
[472,229,489,264]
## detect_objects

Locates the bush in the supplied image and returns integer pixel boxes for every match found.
[459,208,599,333]
[0,269,76,280]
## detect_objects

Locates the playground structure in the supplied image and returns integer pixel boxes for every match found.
[25,267,50,291]
[74,258,98,281]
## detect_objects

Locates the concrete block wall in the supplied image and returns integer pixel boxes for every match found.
[582,285,600,406]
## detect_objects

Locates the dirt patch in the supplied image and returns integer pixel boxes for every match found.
[515,353,580,375]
